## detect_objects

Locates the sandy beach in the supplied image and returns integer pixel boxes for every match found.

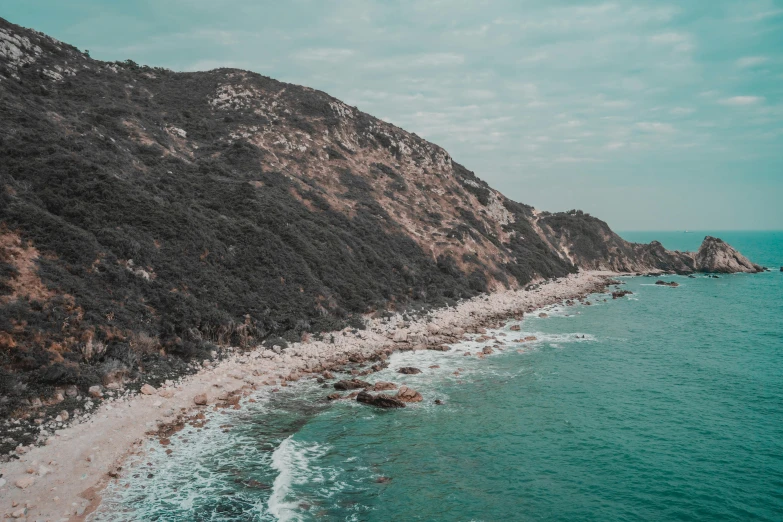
[0,271,618,521]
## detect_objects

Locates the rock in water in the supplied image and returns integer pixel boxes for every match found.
[334,379,371,390]
[397,367,422,375]
[396,386,423,403]
[695,236,763,274]
[655,280,679,287]
[356,391,406,408]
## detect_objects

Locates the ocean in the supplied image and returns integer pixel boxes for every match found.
[93,231,783,521]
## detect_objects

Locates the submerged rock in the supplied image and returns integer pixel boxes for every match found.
[655,280,679,287]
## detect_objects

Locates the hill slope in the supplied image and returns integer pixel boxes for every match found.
[0,18,761,419]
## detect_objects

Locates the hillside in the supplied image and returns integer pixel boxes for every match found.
[0,18,762,424]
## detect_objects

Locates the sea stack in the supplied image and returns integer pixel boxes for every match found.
[694,236,764,274]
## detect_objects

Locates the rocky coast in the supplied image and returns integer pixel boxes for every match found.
[0,271,618,521]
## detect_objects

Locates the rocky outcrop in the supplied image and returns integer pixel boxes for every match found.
[537,211,761,275]
[694,236,763,273]
[356,391,406,408]
[333,379,371,391]
[396,386,423,403]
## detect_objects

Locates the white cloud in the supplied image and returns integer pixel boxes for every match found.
[719,96,765,106]
[365,53,464,70]
[736,56,768,68]
[293,48,355,63]
[636,121,675,133]
[649,32,693,52]
[605,141,626,150]
[411,53,464,67]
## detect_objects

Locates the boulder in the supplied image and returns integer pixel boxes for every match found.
[371,362,390,372]
[655,280,679,287]
[392,331,408,343]
[396,386,423,403]
[322,371,335,380]
[397,367,422,375]
[194,393,208,405]
[158,388,175,398]
[509,325,521,331]
[140,384,157,395]
[334,379,371,391]
[88,385,103,398]
[356,391,406,408]
[373,382,398,391]
[612,290,633,298]
[538,313,548,318]
[15,476,35,489]
[327,393,342,400]
[482,346,494,355]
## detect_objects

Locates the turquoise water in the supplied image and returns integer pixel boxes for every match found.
[95,232,783,521]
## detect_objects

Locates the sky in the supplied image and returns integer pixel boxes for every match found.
[4,0,782,230]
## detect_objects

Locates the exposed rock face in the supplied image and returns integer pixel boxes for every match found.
[694,236,763,274]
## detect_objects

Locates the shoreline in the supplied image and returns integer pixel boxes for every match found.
[0,270,620,520]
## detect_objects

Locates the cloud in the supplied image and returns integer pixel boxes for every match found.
[719,96,765,106]
[649,32,694,52]
[734,8,783,22]
[736,56,768,68]
[605,141,626,150]
[365,53,464,70]
[636,122,675,133]
[293,48,355,63]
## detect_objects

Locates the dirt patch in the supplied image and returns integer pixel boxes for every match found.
[0,228,53,304]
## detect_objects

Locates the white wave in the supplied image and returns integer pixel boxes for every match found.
[267,436,330,522]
